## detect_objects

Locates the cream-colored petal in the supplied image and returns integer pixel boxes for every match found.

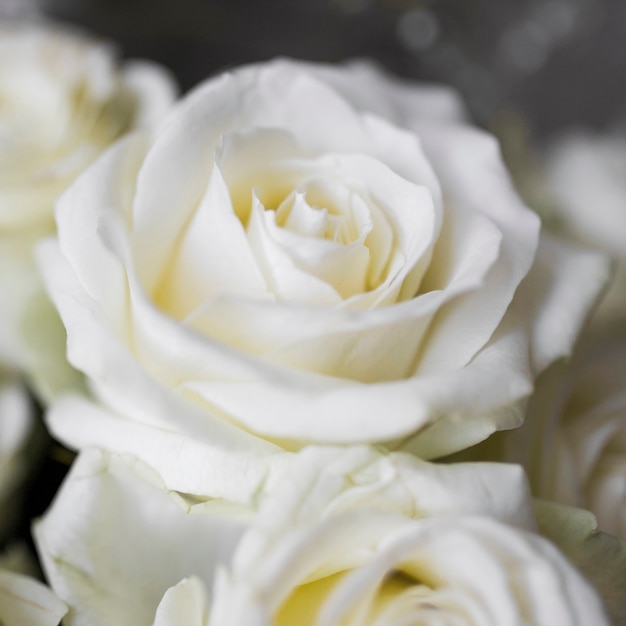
[183,203,499,386]
[45,395,289,500]
[184,307,532,450]
[40,233,280,455]
[246,192,343,305]
[0,570,66,626]
[152,577,209,626]
[513,233,611,375]
[35,449,245,626]
[156,163,272,320]
[50,133,149,342]
[415,124,540,373]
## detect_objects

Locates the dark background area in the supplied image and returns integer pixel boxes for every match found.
[30,0,626,136]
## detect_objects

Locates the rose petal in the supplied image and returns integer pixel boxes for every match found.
[415,123,540,373]
[314,518,608,626]
[45,395,288,499]
[34,449,244,626]
[38,239,275,456]
[512,233,611,374]
[152,577,208,626]
[246,191,343,305]
[0,570,66,626]
[155,162,272,320]
[52,133,149,340]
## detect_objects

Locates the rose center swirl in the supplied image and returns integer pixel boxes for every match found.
[153,128,437,321]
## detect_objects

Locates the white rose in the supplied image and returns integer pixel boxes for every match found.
[34,446,610,626]
[543,131,626,325]
[477,327,626,539]
[39,59,609,490]
[0,20,177,381]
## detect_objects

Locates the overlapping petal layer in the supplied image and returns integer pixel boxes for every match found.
[34,447,609,626]
[39,59,609,489]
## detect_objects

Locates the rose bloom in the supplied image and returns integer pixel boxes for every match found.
[40,60,609,492]
[0,20,176,383]
[34,445,613,626]
[471,326,626,539]
[543,131,626,326]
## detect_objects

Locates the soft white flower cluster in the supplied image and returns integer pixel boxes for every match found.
[0,19,625,626]
[0,20,176,624]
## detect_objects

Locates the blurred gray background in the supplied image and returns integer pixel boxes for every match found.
[5,0,626,137]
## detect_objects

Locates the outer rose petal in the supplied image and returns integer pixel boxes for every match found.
[34,446,609,626]
[34,449,245,626]
[0,570,66,626]
[45,394,290,500]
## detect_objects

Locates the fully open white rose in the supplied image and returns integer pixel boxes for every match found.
[39,59,609,480]
[0,20,177,378]
[34,446,610,626]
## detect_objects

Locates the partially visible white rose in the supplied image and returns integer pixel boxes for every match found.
[212,448,611,626]
[216,519,601,626]
[543,131,626,325]
[34,446,611,626]
[474,326,626,539]
[0,20,177,385]
[38,59,609,490]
